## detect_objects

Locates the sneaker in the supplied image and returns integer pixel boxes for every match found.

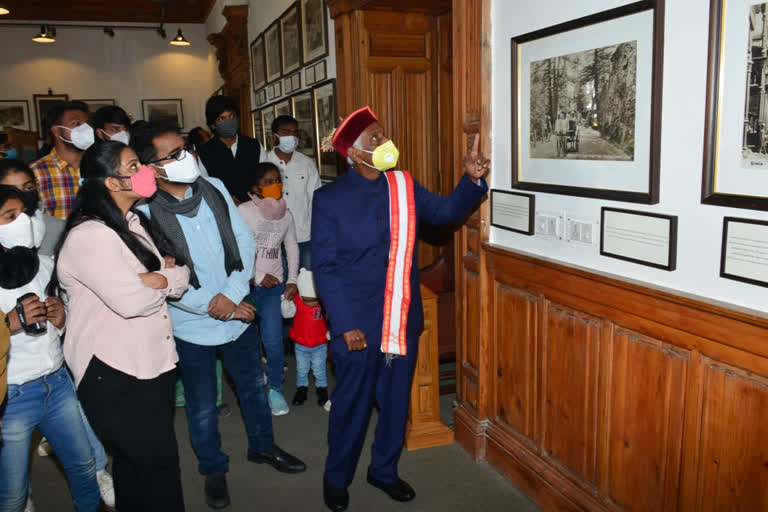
[317,387,329,407]
[292,386,308,405]
[268,389,290,416]
[24,491,34,512]
[97,469,115,508]
[36,438,53,457]
[324,400,332,413]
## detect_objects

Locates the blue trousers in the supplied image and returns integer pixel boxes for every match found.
[295,343,328,387]
[176,324,274,475]
[0,365,100,512]
[250,283,285,392]
[324,336,418,489]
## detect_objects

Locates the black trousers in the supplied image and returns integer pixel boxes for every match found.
[77,357,185,512]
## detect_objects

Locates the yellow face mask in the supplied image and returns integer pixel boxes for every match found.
[361,140,399,171]
[260,183,283,199]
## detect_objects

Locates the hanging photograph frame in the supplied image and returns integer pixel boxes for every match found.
[280,2,302,76]
[291,90,317,161]
[33,93,69,137]
[300,0,329,65]
[313,79,341,179]
[264,22,283,84]
[252,108,265,148]
[510,0,664,204]
[250,34,267,92]
[0,100,31,131]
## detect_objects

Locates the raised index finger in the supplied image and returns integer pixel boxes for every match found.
[470,133,480,156]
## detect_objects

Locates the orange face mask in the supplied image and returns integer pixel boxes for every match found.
[260,183,283,199]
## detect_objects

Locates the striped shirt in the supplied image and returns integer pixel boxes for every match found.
[30,148,80,220]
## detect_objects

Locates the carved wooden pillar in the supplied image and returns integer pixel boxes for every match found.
[208,5,253,136]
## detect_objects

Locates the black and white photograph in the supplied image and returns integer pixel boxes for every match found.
[529,41,637,161]
[276,99,291,118]
[314,80,338,178]
[742,3,768,169]
[252,108,265,148]
[251,35,267,91]
[34,93,69,137]
[301,0,328,64]
[142,99,184,128]
[0,100,30,131]
[265,22,282,83]
[280,4,301,75]
[292,91,316,160]
[262,107,276,151]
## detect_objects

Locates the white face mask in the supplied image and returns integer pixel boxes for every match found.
[0,212,34,249]
[57,123,95,150]
[153,150,201,184]
[102,129,130,145]
[30,210,46,249]
[277,135,299,154]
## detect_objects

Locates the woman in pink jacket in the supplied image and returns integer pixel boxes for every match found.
[48,141,190,512]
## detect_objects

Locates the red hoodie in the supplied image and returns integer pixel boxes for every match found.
[289,295,328,348]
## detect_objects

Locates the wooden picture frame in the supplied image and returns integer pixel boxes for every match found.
[720,217,768,288]
[33,93,69,137]
[490,190,535,235]
[0,100,31,131]
[600,207,677,271]
[702,0,768,211]
[510,1,664,204]
[280,2,302,76]
[250,34,267,92]
[264,22,283,84]
[313,79,340,179]
[300,0,329,65]
[142,99,184,128]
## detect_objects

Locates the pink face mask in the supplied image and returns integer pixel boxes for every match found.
[126,165,157,198]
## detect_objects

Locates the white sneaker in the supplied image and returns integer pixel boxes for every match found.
[97,469,115,508]
[24,493,35,512]
[36,438,52,457]
[324,400,332,412]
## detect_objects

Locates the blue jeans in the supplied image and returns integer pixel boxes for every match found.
[250,283,285,392]
[295,344,328,387]
[176,324,274,475]
[0,365,100,512]
[77,402,107,471]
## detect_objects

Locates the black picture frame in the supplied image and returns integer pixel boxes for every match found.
[280,2,302,76]
[142,99,184,129]
[33,93,69,137]
[313,79,342,180]
[720,217,768,288]
[300,0,329,66]
[600,207,677,271]
[250,34,267,92]
[490,189,535,235]
[510,0,664,204]
[0,100,31,131]
[264,21,283,84]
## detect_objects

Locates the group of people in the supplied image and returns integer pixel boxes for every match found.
[0,95,490,512]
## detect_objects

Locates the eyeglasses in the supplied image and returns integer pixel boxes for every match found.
[149,149,187,165]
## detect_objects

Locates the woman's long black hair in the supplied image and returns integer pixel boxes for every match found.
[47,140,182,297]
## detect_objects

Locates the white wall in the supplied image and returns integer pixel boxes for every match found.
[491,0,768,313]
[0,22,218,131]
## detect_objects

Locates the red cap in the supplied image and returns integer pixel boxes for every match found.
[332,106,378,158]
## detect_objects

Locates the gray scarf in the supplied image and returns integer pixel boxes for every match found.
[148,178,243,288]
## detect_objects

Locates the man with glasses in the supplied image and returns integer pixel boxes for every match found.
[198,95,267,204]
[131,122,306,510]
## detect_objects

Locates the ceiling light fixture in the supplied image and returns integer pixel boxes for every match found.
[170,28,190,46]
[32,25,56,43]
[0,6,9,15]
[157,27,167,39]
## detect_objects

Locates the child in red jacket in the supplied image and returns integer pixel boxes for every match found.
[282,268,330,410]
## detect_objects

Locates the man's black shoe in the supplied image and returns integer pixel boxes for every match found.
[292,386,308,405]
[366,474,416,502]
[204,473,230,509]
[323,477,349,511]
[247,445,306,473]
[317,387,329,406]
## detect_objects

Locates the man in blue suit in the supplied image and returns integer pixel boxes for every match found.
[312,106,489,511]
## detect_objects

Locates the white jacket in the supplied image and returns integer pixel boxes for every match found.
[2,255,64,386]
[267,150,322,243]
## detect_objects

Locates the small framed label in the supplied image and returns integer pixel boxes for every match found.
[720,217,768,288]
[490,189,534,235]
[600,207,677,271]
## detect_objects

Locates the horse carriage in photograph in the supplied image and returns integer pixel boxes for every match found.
[556,119,579,157]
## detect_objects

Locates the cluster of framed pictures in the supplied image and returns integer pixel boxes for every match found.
[252,80,338,180]
[250,0,328,94]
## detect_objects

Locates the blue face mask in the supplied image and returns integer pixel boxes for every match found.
[3,148,18,160]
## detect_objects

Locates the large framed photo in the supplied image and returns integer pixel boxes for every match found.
[264,22,282,84]
[300,0,329,65]
[252,109,265,148]
[142,99,184,128]
[313,80,340,179]
[262,107,276,151]
[703,1,768,211]
[250,35,267,92]
[280,3,302,76]
[511,1,664,204]
[291,91,317,160]
[0,100,31,131]
[33,94,69,137]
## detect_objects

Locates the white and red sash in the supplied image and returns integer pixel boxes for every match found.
[381,170,417,356]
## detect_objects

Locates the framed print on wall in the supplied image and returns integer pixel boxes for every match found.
[280,3,302,76]
[291,90,317,161]
[702,0,768,211]
[262,107,276,151]
[33,93,69,137]
[77,99,116,113]
[251,35,267,92]
[275,99,291,118]
[300,0,329,65]
[265,22,283,84]
[0,100,31,131]
[313,80,340,179]
[252,108,265,148]
[142,99,184,129]
[511,0,664,204]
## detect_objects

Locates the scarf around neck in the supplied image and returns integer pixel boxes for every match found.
[148,178,243,288]
[249,194,287,220]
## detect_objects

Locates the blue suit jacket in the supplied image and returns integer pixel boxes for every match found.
[311,169,487,345]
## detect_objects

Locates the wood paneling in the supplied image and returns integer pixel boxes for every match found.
[3,0,216,23]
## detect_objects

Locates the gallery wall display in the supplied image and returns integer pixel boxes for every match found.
[301,0,329,65]
[77,99,116,112]
[142,99,184,128]
[250,35,267,92]
[600,207,677,271]
[0,100,31,131]
[313,80,339,179]
[490,190,535,235]
[510,0,665,204]
[720,217,768,288]
[702,0,768,211]
[34,93,69,137]
[280,3,302,76]
[264,22,282,84]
